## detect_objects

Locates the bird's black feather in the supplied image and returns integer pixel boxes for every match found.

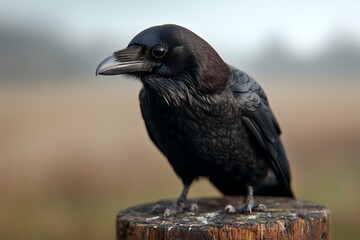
[99,24,294,199]
[230,67,293,196]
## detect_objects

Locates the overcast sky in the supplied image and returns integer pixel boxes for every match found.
[1,0,360,56]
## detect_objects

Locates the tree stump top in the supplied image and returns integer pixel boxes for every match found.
[117,197,330,240]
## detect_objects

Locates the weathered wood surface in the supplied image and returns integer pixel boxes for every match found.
[117,197,330,240]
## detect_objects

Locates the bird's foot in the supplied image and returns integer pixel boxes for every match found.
[151,184,197,218]
[151,202,198,218]
[224,186,266,214]
[225,202,266,214]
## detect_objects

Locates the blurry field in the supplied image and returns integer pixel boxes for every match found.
[0,75,359,240]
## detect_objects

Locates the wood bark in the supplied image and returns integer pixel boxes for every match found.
[117,197,330,240]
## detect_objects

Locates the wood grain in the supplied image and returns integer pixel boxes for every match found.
[117,197,330,240]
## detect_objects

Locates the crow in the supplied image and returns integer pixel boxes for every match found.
[96,24,294,215]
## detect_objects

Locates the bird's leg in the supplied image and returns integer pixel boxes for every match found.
[176,184,190,208]
[225,185,267,214]
[242,185,255,213]
[152,184,198,218]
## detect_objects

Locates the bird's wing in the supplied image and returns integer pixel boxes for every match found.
[230,68,292,196]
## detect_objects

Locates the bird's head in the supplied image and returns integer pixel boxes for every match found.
[96,24,229,96]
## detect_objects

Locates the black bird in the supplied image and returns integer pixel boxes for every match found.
[96,24,294,215]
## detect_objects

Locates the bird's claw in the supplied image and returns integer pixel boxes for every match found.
[225,204,237,213]
[254,203,267,212]
[151,203,198,218]
[163,208,178,218]
[224,203,267,214]
[151,204,167,214]
[152,204,179,218]
[224,204,252,213]
[189,203,199,212]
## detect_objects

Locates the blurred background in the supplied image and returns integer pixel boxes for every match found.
[0,0,359,239]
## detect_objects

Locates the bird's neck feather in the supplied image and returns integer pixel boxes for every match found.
[142,71,232,109]
[186,36,230,94]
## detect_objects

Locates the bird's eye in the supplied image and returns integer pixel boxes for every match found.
[152,45,167,58]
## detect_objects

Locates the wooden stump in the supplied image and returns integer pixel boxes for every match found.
[117,197,330,240]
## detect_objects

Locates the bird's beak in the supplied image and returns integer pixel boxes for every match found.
[96,45,155,76]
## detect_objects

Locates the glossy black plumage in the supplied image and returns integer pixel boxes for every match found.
[97,24,294,207]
